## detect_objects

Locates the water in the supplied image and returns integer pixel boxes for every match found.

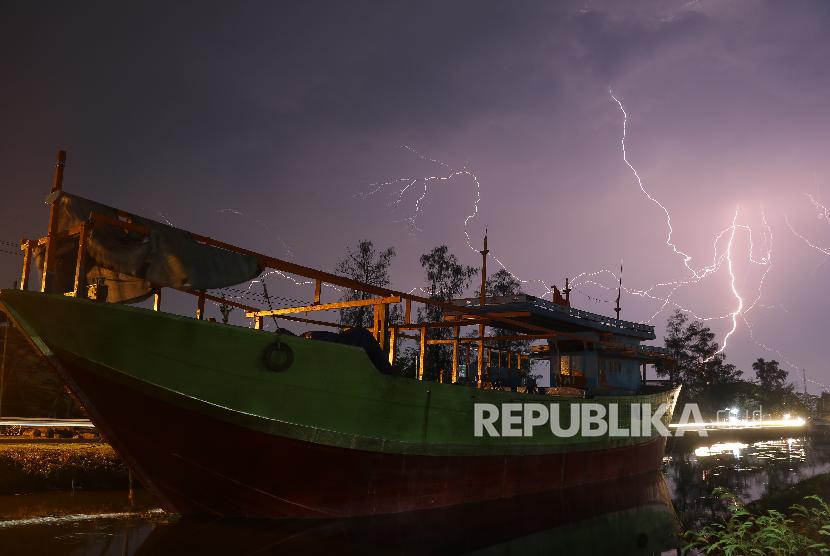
[2,435,828,555]
[664,435,830,529]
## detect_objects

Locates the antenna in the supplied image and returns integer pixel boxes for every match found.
[614,260,622,320]
[563,277,571,306]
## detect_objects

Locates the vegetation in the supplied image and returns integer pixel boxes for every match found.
[335,239,397,328]
[411,245,477,381]
[661,310,816,417]
[0,442,128,494]
[473,268,536,383]
[684,488,830,555]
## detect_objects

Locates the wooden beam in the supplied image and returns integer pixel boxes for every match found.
[89,213,150,235]
[246,296,401,318]
[404,299,411,324]
[179,289,258,313]
[19,240,34,291]
[388,327,397,366]
[451,324,459,384]
[418,325,426,381]
[465,344,471,382]
[196,291,206,320]
[313,279,322,304]
[41,150,66,293]
[376,302,389,351]
[447,311,532,320]
[477,323,485,388]
[71,224,88,298]
[254,316,264,330]
[153,288,162,312]
[394,318,496,330]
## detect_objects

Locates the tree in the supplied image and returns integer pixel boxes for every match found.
[661,309,744,414]
[752,358,796,415]
[335,240,396,328]
[480,268,523,298]
[474,268,533,384]
[417,246,477,381]
[752,358,789,392]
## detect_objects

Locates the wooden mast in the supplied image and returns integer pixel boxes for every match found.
[477,231,488,388]
[41,150,66,293]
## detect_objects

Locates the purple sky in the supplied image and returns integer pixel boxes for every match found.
[3,1,830,391]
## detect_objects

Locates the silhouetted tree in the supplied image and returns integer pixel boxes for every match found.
[752,357,799,415]
[336,240,396,328]
[474,268,532,383]
[417,245,477,381]
[752,358,789,392]
[662,309,744,414]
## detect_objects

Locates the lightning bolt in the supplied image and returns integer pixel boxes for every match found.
[608,90,778,358]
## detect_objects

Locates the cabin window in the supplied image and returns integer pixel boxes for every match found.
[560,355,584,376]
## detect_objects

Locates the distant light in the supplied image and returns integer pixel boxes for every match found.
[783,413,791,420]
[730,407,739,415]
[694,442,748,457]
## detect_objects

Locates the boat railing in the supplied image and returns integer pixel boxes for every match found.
[15,150,676,391]
[450,295,655,336]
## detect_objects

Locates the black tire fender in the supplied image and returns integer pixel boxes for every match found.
[263,341,294,372]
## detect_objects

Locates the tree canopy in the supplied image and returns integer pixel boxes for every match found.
[335,239,396,328]
[662,310,743,414]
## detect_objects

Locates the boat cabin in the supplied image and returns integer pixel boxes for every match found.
[448,294,673,396]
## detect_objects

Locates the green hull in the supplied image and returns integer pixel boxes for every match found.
[0,290,681,517]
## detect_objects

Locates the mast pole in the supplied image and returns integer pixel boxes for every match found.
[563,277,571,306]
[614,260,622,321]
[477,231,488,389]
[41,150,66,293]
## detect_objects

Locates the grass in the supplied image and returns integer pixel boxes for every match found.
[684,488,830,555]
[0,442,128,494]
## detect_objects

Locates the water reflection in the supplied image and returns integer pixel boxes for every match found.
[1,474,679,556]
[664,435,830,529]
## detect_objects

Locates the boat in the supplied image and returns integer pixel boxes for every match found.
[0,151,680,519]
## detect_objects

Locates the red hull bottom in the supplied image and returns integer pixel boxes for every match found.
[57,352,668,519]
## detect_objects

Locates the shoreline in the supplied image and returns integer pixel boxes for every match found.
[0,441,129,495]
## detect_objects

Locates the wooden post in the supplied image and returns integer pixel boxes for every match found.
[153,288,162,311]
[418,325,427,380]
[0,322,8,419]
[451,324,459,383]
[19,240,34,290]
[376,302,389,351]
[477,232,488,388]
[71,224,88,298]
[196,291,206,320]
[371,303,379,338]
[465,344,471,383]
[404,299,411,324]
[313,279,322,304]
[254,316,264,330]
[388,327,397,366]
[41,150,67,293]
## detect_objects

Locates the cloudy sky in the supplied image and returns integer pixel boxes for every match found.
[3,1,830,390]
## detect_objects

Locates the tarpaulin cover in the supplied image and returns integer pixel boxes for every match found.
[35,193,263,303]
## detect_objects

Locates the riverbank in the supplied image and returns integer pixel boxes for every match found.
[0,441,128,494]
[749,471,830,513]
